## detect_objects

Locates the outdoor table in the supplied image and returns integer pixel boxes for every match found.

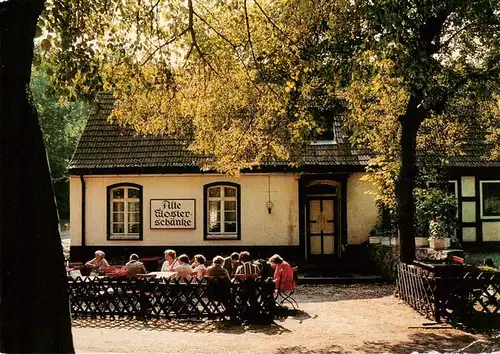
[136,274,156,279]
[147,271,176,279]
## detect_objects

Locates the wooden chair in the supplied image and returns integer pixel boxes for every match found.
[191,269,207,278]
[275,266,299,309]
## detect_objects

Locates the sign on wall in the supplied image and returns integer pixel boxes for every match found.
[150,199,196,229]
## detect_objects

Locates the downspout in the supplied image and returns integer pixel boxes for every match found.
[80,175,86,247]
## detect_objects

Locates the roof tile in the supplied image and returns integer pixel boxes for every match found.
[69,94,499,171]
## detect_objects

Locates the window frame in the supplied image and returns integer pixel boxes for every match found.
[480,180,500,220]
[448,180,458,200]
[310,122,338,146]
[310,112,345,145]
[106,183,143,240]
[203,182,241,240]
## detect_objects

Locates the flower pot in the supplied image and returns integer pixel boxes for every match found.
[381,237,391,246]
[429,238,451,250]
[369,236,381,244]
[415,237,429,248]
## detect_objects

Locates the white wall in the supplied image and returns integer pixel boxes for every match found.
[70,176,82,246]
[461,176,476,197]
[71,174,299,247]
[347,173,378,244]
[483,222,500,242]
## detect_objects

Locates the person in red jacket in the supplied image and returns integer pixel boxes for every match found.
[268,254,295,291]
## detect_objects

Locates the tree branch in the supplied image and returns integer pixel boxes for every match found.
[253,0,296,46]
[243,0,282,100]
[419,7,452,55]
[193,9,279,100]
[193,10,240,50]
[244,0,258,66]
[141,28,189,66]
[187,0,221,77]
[182,42,194,68]
[440,23,468,51]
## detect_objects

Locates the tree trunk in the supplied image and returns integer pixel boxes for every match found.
[0,0,74,352]
[397,96,424,264]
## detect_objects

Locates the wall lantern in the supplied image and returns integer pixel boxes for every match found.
[266,201,274,214]
[266,175,274,214]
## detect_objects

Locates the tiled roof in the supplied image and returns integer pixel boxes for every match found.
[69,93,498,172]
[69,93,369,171]
[447,127,500,168]
[70,94,207,170]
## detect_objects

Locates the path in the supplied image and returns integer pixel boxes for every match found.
[73,284,498,354]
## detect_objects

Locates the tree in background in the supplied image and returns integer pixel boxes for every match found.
[30,65,90,220]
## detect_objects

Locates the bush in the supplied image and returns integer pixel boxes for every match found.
[369,200,398,237]
[368,245,400,281]
[414,188,458,238]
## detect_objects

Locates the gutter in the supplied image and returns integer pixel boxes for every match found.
[80,175,86,247]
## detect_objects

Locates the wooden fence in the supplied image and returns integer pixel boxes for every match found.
[397,262,500,329]
[68,276,276,323]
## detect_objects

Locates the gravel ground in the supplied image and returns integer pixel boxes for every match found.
[73,284,499,354]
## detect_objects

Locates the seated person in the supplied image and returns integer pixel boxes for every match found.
[223,252,240,277]
[254,258,275,279]
[268,254,294,290]
[126,253,147,278]
[235,251,260,276]
[207,256,230,278]
[161,249,178,271]
[192,254,207,279]
[173,254,192,280]
[85,250,110,276]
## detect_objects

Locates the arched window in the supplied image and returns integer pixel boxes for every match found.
[107,183,143,240]
[204,182,241,240]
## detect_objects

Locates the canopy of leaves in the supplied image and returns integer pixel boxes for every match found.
[30,62,90,218]
[37,0,499,179]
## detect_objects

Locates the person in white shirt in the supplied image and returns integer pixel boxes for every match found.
[161,249,178,271]
[85,250,110,276]
[174,254,192,281]
[192,254,207,279]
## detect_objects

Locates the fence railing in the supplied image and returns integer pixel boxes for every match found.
[397,262,500,328]
[396,263,439,321]
[68,276,276,323]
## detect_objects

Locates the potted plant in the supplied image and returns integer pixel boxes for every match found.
[428,216,452,249]
[414,236,429,247]
[369,225,382,244]
[415,188,458,249]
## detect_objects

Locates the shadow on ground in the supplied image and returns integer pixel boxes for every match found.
[72,317,292,335]
[72,306,317,335]
[359,332,500,354]
[295,284,395,303]
[273,332,500,354]
[274,345,348,354]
